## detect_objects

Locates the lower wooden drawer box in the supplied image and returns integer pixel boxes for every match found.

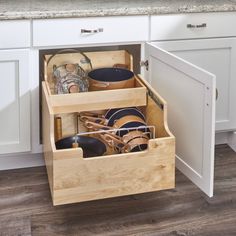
[42,75,175,206]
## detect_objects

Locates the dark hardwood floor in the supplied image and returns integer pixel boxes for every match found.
[0,144,236,236]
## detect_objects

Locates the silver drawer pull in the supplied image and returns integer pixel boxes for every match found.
[81,28,104,34]
[187,23,207,29]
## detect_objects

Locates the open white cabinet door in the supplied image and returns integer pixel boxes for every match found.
[145,42,216,197]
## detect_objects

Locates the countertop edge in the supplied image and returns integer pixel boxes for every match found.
[1,5,236,20]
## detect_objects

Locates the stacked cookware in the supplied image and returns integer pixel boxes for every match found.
[49,49,152,158]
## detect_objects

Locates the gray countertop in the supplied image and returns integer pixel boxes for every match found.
[1,0,236,20]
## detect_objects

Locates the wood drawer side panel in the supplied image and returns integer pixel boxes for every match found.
[42,83,55,199]
[52,138,175,205]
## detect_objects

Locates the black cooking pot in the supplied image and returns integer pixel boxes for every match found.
[55,135,106,158]
[88,68,135,91]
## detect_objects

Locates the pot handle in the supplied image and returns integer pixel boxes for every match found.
[113,63,129,69]
[46,49,93,70]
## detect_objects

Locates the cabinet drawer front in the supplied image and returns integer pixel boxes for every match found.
[151,13,236,41]
[0,21,31,49]
[33,16,149,47]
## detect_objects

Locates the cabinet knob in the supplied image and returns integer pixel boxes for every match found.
[216,88,219,101]
[187,23,207,29]
[81,28,104,34]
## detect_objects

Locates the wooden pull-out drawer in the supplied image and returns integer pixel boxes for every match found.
[33,16,149,47]
[43,50,147,113]
[42,49,175,205]
[42,75,175,206]
[151,12,236,41]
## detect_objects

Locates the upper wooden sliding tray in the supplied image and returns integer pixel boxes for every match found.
[44,50,147,114]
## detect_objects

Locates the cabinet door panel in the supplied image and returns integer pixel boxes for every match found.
[145,43,215,197]
[153,39,236,131]
[0,50,30,154]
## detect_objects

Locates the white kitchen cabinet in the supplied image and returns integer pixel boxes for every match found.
[41,43,216,205]
[152,39,236,132]
[0,14,220,196]
[0,50,31,154]
[40,43,216,199]
[30,13,217,198]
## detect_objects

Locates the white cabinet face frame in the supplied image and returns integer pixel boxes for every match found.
[29,49,42,153]
[0,50,31,154]
[153,38,236,132]
[145,42,216,197]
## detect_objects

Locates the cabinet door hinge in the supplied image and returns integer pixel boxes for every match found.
[140,60,149,71]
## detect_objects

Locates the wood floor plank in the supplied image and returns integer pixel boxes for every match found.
[0,144,235,236]
[0,216,31,236]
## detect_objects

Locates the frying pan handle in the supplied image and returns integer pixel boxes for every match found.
[80,115,106,124]
[84,120,111,131]
[46,49,93,70]
[100,133,127,151]
[103,133,123,145]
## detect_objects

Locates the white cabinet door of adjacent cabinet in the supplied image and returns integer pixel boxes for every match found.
[0,50,30,154]
[153,38,236,132]
[145,43,216,197]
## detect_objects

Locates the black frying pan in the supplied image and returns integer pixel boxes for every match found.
[105,107,146,126]
[55,135,106,158]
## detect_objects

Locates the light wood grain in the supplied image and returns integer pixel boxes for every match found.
[42,82,55,198]
[53,138,175,205]
[50,84,146,114]
[43,50,147,114]
[42,75,175,205]
[45,50,134,95]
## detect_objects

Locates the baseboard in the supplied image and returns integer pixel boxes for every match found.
[228,132,236,152]
[215,132,229,145]
[0,152,45,171]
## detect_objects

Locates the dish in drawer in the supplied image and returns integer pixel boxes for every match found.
[44,49,135,94]
[54,105,154,156]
